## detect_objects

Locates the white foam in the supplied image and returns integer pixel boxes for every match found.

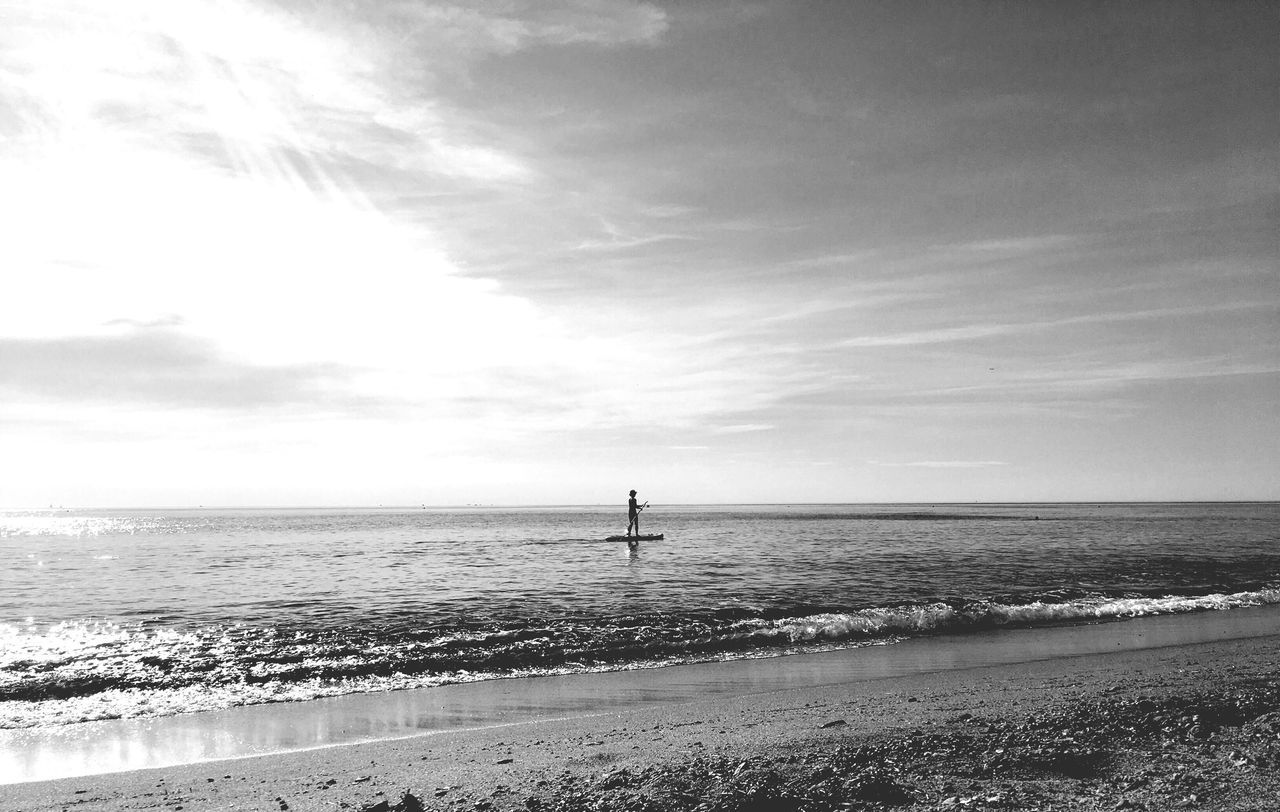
[752,587,1280,645]
[5,587,1280,730]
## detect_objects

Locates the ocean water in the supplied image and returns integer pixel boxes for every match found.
[2,503,1278,732]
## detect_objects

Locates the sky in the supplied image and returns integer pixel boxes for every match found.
[1,0,1277,507]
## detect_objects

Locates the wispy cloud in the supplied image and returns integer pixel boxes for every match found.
[842,324,1013,349]
[712,424,775,434]
[839,302,1275,349]
[571,216,697,251]
[0,328,358,411]
[384,0,668,53]
[641,204,701,219]
[1,2,1275,505]
[948,235,1073,254]
[869,460,1009,469]
[1,0,619,210]
[934,359,1280,396]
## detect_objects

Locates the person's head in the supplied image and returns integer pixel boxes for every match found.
[629,490,637,497]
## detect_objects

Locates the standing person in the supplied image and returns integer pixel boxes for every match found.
[627,489,641,537]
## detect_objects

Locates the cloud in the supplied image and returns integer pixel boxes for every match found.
[423,138,535,182]
[949,235,1073,254]
[2,2,1273,506]
[842,324,1015,348]
[572,230,695,252]
[839,302,1274,349]
[870,460,1008,469]
[0,0,557,201]
[386,0,668,54]
[0,328,358,411]
[104,315,187,330]
[712,424,775,434]
[641,204,701,219]
[974,359,1280,395]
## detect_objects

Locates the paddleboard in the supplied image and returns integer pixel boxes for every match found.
[605,534,664,542]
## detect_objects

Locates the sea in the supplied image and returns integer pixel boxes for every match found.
[2,503,1278,737]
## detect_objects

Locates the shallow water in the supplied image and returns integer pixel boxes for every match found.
[4,603,1278,784]
[2,503,1278,729]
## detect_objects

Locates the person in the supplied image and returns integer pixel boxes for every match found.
[627,489,641,536]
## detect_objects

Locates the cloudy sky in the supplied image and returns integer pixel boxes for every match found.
[1,1,1276,507]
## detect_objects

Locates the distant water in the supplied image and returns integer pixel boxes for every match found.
[2,503,1278,730]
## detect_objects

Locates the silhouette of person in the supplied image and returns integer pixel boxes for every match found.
[627,489,641,536]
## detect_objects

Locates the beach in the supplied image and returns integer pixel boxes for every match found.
[5,625,1279,812]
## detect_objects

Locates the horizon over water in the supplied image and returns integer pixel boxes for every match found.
[3,502,1279,781]
[11,499,1278,510]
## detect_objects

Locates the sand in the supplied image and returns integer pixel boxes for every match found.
[4,629,1280,811]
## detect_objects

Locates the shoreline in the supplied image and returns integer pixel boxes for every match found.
[5,605,1280,785]
[4,615,1280,810]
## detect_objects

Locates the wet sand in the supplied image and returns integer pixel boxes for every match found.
[4,626,1280,811]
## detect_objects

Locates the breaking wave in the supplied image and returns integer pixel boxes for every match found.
[4,587,1278,729]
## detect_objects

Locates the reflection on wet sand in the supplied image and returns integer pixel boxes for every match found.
[4,604,1278,784]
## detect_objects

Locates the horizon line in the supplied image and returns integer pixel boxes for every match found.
[4,499,1278,512]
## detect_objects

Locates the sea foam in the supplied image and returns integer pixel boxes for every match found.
[4,587,1279,729]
